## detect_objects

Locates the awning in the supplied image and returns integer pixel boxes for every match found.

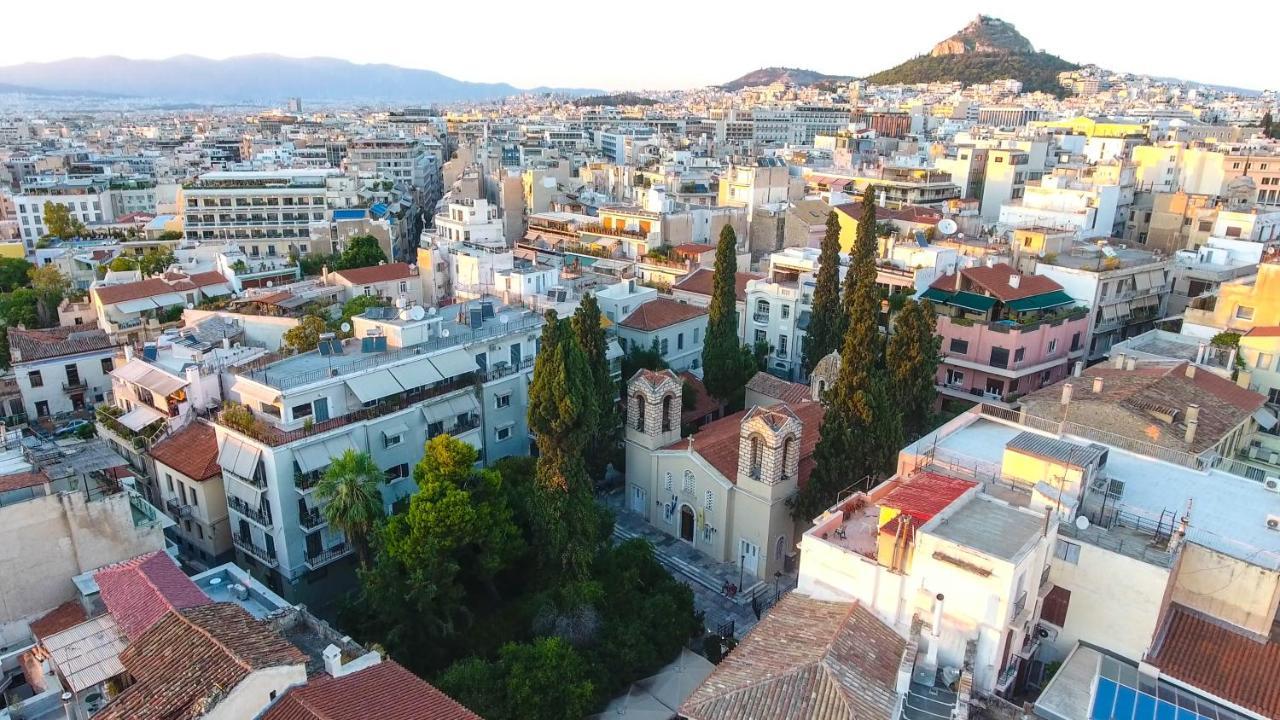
[114,359,188,396]
[112,358,153,384]
[1133,294,1158,310]
[151,292,188,307]
[1134,272,1152,291]
[388,358,443,389]
[114,297,158,314]
[382,422,409,438]
[948,291,997,313]
[42,615,127,693]
[1006,290,1076,313]
[1146,270,1166,289]
[345,370,404,403]
[323,434,356,459]
[218,435,262,479]
[920,287,953,303]
[294,442,331,473]
[422,402,454,424]
[588,257,630,271]
[429,349,477,379]
[118,404,165,432]
[201,283,233,297]
[448,395,481,417]
[1102,304,1118,321]
[1254,408,1278,431]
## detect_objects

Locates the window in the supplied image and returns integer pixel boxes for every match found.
[777,334,788,357]
[35,401,49,417]
[383,431,403,448]
[781,305,790,319]
[1014,347,1025,364]
[660,338,669,356]
[191,491,199,507]
[28,370,42,388]
[989,347,1010,369]
[949,338,969,354]
[693,328,701,345]
[1236,305,1255,320]
[1070,332,1081,352]
[1270,387,1280,405]
[101,358,113,374]
[754,329,767,345]
[664,472,673,493]
[755,299,770,316]
[496,393,511,409]
[704,490,713,512]
[1054,539,1081,565]
[496,426,511,441]
[677,332,684,350]
[166,474,175,493]
[292,403,313,420]
[683,470,694,493]
[1041,586,1071,627]
[1047,339,1057,354]
[1256,353,1275,371]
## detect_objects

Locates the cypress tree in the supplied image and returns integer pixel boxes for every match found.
[886,300,941,440]
[702,224,749,405]
[571,293,620,482]
[1265,111,1276,140]
[803,211,844,376]
[527,310,600,579]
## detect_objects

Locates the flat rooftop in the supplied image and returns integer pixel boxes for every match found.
[1042,244,1164,271]
[928,495,1044,563]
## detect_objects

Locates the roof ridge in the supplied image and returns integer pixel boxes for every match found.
[180,604,256,673]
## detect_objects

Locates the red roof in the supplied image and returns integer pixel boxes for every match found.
[1149,604,1280,719]
[149,423,221,481]
[334,262,413,285]
[93,271,226,305]
[29,601,88,641]
[261,661,482,720]
[620,297,707,331]
[666,400,825,487]
[0,470,49,493]
[930,263,1064,302]
[1246,326,1280,338]
[95,552,211,640]
[878,472,975,523]
[746,372,812,405]
[673,268,763,303]
[835,202,943,226]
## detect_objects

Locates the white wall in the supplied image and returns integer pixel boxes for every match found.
[206,664,307,720]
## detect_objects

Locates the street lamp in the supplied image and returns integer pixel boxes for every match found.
[738,552,744,591]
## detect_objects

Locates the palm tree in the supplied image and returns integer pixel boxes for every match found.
[315,449,384,567]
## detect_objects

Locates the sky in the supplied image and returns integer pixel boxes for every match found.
[3,0,1277,92]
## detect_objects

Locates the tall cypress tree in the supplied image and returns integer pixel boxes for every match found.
[1265,111,1276,140]
[571,293,619,483]
[840,189,879,329]
[702,224,749,405]
[886,299,941,440]
[803,211,844,376]
[527,310,599,579]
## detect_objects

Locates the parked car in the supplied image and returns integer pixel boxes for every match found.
[54,419,90,436]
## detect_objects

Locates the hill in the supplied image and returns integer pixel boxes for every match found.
[719,67,852,91]
[572,93,658,107]
[0,55,598,103]
[866,16,1078,94]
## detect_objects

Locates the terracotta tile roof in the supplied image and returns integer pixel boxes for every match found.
[672,243,717,256]
[835,202,943,226]
[261,661,482,720]
[95,552,211,640]
[96,603,307,720]
[673,268,764,303]
[666,399,825,487]
[7,324,113,363]
[333,262,413,285]
[681,595,905,720]
[1020,361,1266,455]
[930,263,1064,302]
[149,422,221,481]
[878,471,975,522]
[0,470,49,493]
[620,297,707,332]
[1246,326,1280,338]
[92,271,226,306]
[746,372,812,405]
[679,371,723,424]
[29,600,88,641]
[1149,604,1280,719]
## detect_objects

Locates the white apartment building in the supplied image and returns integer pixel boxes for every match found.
[617,298,707,373]
[752,105,851,146]
[434,197,504,248]
[208,299,541,603]
[998,174,1122,240]
[181,169,338,256]
[13,178,112,249]
[9,324,117,419]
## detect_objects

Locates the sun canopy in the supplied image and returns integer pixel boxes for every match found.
[429,348,478,380]
[113,297,158,314]
[1005,290,1076,313]
[217,435,262,480]
[388,358,444,389]
[201,283,233,297]
[345,370,403,403]
[114,359,188,396]
[293,441,331,474]
[117,404,165,432]
[920,287,997,313]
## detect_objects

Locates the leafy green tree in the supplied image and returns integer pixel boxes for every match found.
[29,264,70,327]
[108,256,139,272]
[1264,111,1277,140]
[138,248,176,276]
[282,315,328,352]
[803,211,844,375]
[620,338,667,387]
[42,202,86,239]
[156,230,184,241]
[701,224,751,406]
[336,234,388,270]
[0,258,33,293]
[886,300,941,440]
[297,251,338,277]
[841,191,877,324]
[527,311,600,580]
[315,449,384,567]
[571,294,620,482]
[0,289,40,368]
[338,295,390,334]
[437,639,595,720]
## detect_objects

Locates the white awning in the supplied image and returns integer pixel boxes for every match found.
[1134,272,1152,291]
[114,359,188,396]
[117,404,165,432]
[389,358,443,389]
[323,433,357,459]
[429,349,477,379]
[345,370,404,403]
[422,402,454,424]
[1254,408,1278,431]
[294,442,331,473]
[1147,270,1166,289]
[218,435,262,479]
[448,395,481,417]
[151,292,188,307]
[201,283,233,297]
[1133,294,1158,310]
[1102,304,1118,321]
[114,297,158,314]
[382,422,409,438]
[112,358,153,384]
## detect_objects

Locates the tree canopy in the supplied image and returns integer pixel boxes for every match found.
[138,248,176,276]
[701,224,754,407]
[336,234,389,270]
[886,299,941,440]
[571,293,620,483]
[42,201,86,239]
[315,449,385,566]
[803,211,844,375]
[282,315,329,353]
[0,258,33,293]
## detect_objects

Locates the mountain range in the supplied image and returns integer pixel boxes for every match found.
[718,67,852,92]
[0,54,599,103]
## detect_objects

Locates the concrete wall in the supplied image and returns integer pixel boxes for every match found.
[0,491,165,647]
[206,664,307,720]
[1170,543,1280,636]
[183,310,299,352]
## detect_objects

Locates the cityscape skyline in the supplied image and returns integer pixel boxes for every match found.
[4,1,1278,93]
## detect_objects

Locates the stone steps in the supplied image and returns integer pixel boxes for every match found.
[613,524,763,602]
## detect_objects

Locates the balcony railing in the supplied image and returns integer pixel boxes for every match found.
[1011,590,1028,621]
[229,495,273,527]
[233,533,278,567]
[304,542,351,570]
[63,379,88,392]
[753,312,770,324]
[299,507,327,532]
[165,497,192,520]
[225,467,267,490]
[295,470,324,493]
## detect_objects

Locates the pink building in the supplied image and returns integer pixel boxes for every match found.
[922,263,1089,404]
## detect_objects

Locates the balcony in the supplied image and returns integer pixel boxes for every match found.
[304,542,351,570]
[1010,591,1028,622]
[753,312,770,324]
[233,532,278,567]
[295,470,323,493]
[165,497,192,520]
[225,467,267,490]
[229,495,273,527]
[63,379,88,392]
[299,507,327,532]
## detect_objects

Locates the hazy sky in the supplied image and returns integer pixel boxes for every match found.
[4,0,1277,91]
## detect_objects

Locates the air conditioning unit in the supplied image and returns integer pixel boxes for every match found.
[1090,476,1108,492]
[1268,514,1280,531]
[1250,447,1262,460]
[1271,452,1280,465]
[1265,477,1280,493]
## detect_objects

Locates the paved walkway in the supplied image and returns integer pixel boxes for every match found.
[601,489,797,639]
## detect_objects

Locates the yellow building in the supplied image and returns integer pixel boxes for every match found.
[1183,257,1280,335]
[0,241,26,259]
[1032,117,1148,139]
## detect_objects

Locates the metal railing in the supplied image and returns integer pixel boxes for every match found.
[299,507,327,532]
[229,496,273,526]
[226,467,267,490]
[304,542,351,570]
[1011,591,1027,621]
[166,498,192,520]
[233,533,278,567]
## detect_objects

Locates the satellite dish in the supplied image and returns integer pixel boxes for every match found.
[1074,515,1090,531]
[266,280,274,288]
[410,305,426,321]
[427,306,437,316]
[440,328,450,338]
[340,322,351,333]
[938,218,958,236]
[186,303,194,310]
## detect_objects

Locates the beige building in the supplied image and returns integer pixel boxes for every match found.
[622,369,825,581]
[149,422,233,567]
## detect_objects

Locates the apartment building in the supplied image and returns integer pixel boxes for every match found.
[148,423,233,568]
[12,178,112,249]
[8,324,116,419]
[1181,253,1280,338]
[89,269,232,343]
[617,298,707,373]
[181,169,338,256]
[1166,236,1270,317]
[717,157,794,217]
[923,264,1089,405]
[208,299,541,603]
[434,197,504,248]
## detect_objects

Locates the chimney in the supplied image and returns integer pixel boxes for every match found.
[1092,376,1104,394]
[1195,342,1207,365]
[926,593,944,668]
[322,644,343,677]
[1072,360,1084,378]
[62,692,74,720]
[1060,382,1074,406]
[1112,353,1125,369]
[1184,404,1200,446]
[1008,273,1021,289]
[1184,363,1196,379]
[1124,355,1137,371]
